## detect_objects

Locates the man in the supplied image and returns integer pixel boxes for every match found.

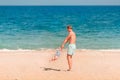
[61,25,76,71]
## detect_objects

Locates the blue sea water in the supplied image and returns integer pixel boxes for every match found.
[0,6,120,50]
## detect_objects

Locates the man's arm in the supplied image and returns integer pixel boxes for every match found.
[61,33,71,50]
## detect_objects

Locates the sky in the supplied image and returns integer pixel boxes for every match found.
[0,0,120,5]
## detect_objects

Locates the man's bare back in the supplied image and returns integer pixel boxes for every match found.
[61,26,76,49]
[68,31,76,44]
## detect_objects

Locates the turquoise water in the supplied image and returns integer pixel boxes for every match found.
[0,6,120,50]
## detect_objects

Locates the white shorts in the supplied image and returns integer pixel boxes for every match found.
[67,44,76,55]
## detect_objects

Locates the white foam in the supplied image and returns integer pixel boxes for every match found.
[0,48,35,52]
[0,48,56,52]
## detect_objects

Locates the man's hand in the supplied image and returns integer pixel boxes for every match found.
[61,44,64,51]
[61,32,71,51]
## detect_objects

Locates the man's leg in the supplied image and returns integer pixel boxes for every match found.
[67,54,72,71]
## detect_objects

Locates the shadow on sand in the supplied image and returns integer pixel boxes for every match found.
[40,67,61,71]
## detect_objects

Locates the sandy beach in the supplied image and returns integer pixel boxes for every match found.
[0,49,120,80]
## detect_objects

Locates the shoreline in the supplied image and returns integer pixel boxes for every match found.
[0,48,120,51]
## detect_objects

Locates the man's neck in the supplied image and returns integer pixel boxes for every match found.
[69,30,73,32]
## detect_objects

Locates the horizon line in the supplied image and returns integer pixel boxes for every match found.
[0,4,120,6]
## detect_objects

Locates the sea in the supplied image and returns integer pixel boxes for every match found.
[0,6,120,50]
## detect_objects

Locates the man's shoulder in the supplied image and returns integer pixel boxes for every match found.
[70,31,75,34]
[68,32,74,37]
[69,31,72,33]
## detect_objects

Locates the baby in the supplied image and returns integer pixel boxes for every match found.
[50,48,61,61]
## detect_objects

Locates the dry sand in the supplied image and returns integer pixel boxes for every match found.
[0,49,120,80]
